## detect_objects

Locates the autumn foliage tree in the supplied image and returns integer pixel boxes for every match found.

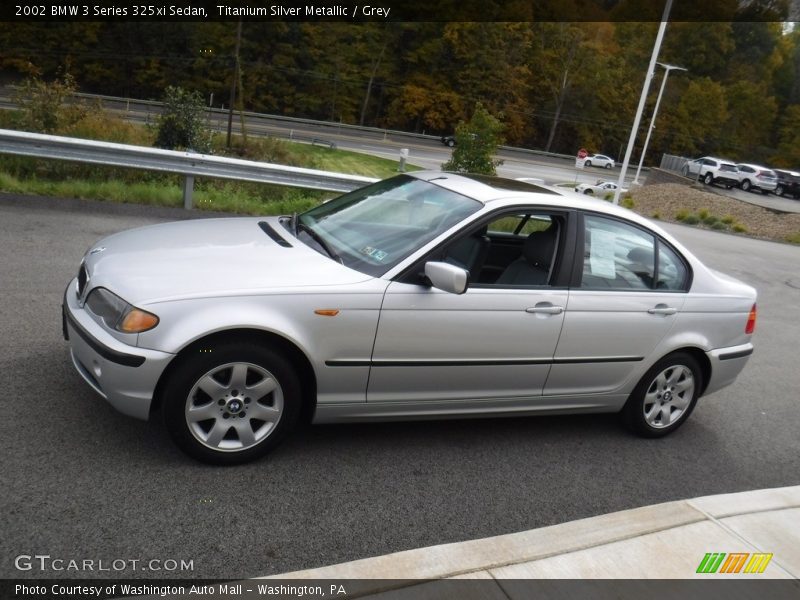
[442,103,504,175]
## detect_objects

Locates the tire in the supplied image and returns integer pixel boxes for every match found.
[775,185,784,197]
[584,160,592,167]
[605,163,612,169]
[162,342,302,465]
[741,179,752,192]
[681,166,689,176]
[584,189,593,195]
[703,173,713,185]
[621,352,703,438]
[447,139,455,147]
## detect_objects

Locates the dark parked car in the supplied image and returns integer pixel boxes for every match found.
[773,169,800,199]
[441,135,456,147]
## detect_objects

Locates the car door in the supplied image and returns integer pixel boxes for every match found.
[367,209,575,404]
[545,212,689,396]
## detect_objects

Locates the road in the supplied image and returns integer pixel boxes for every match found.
[1,194,798,580]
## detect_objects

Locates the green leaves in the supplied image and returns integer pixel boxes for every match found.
[442,103,504,176]
[154,86,212,153]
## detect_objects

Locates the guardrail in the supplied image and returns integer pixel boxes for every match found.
[0,128,378,209]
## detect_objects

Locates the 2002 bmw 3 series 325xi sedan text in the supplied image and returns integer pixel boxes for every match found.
[63,172,757,464]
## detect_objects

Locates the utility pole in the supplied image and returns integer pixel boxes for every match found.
[632,62,687,185]
[226,19,242,148]
[613,0,673,204]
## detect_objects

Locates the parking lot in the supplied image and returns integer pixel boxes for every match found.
[1,193,799,580]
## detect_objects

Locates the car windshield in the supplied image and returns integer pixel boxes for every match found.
[295,175,482,277]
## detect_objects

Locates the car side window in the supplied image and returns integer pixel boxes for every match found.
[656,243,689,291]
[580,215,656,290]
[438,212,561,288]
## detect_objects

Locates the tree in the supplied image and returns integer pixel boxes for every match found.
[441,103,504,175]
[154,86,212,152]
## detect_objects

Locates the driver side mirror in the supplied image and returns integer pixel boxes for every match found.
[424,261,469,295]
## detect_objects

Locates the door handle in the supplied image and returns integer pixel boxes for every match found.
[526,304,564,315]
[648,304,677,315]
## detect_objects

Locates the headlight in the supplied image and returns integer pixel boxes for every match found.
[85,288,160,333]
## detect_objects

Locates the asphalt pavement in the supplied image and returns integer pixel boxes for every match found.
[1,193,798,580]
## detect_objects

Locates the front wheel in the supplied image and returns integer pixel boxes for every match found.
[585,160,592,167]
[162,343,302,464]
[775,185,784,197]
[741,179,752,192]
[584,189,593,195]
[621,352,702,438]
[447,139,455,147]
[703,173,713,185]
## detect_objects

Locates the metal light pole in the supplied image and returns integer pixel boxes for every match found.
[632,62,686,185]
[613,0,674,204]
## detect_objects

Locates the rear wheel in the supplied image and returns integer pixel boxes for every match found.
[621,352,702,438]
[447,139,455,147]
[584,189,593,195]
[585,160,592,167]
[775,185,784,197]
[605,163,612,169]
[741,179,752,192]
[162,343,302,464]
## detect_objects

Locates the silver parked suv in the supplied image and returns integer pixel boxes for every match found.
[681,157,739,189]
[736,164,778,194]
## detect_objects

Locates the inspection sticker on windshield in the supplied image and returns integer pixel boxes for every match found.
[360,246,388,262]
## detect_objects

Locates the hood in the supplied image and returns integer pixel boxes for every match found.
[81,216,372,305]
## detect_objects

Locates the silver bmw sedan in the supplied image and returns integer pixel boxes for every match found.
[63,172,757,464]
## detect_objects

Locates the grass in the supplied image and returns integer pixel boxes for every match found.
[787,232,800,244]
[0,113,420,215]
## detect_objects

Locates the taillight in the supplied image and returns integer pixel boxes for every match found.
[745,303,757,334]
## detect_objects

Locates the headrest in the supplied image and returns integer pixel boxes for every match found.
[627,247,654,266]
[523,224,558,268]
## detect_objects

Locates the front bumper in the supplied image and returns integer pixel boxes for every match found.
[62,279,174,420]
[704,343,754,396]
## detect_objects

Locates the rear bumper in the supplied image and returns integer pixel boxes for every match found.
[704,343,754,396]
[63,279,174,420]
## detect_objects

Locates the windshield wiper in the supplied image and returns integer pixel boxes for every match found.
[296,222,342,264]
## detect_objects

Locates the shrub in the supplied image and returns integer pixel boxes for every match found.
[733,224,748,233]
[441,102,504,175]
[675,209,689,221]
[682,215,700,225]
[786,232,800,244]
[711,221,727,230]
[698,208,710,220]
[702,215,719,226]
[621,197,635,209]
[13,73,86,134]
[651,211,661,219]
[154,86,212,152]
[721,215,735,225]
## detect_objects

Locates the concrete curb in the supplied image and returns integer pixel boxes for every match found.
[264,485,800,583]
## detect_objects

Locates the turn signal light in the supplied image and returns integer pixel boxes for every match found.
[745,303,757,334]
[119,308,160,333]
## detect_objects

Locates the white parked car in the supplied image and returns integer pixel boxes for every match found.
[584,154,615,169]
[574,180,627,196]
[736,164,778,194]
[63,172,757,464]
[681,157,739,188]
